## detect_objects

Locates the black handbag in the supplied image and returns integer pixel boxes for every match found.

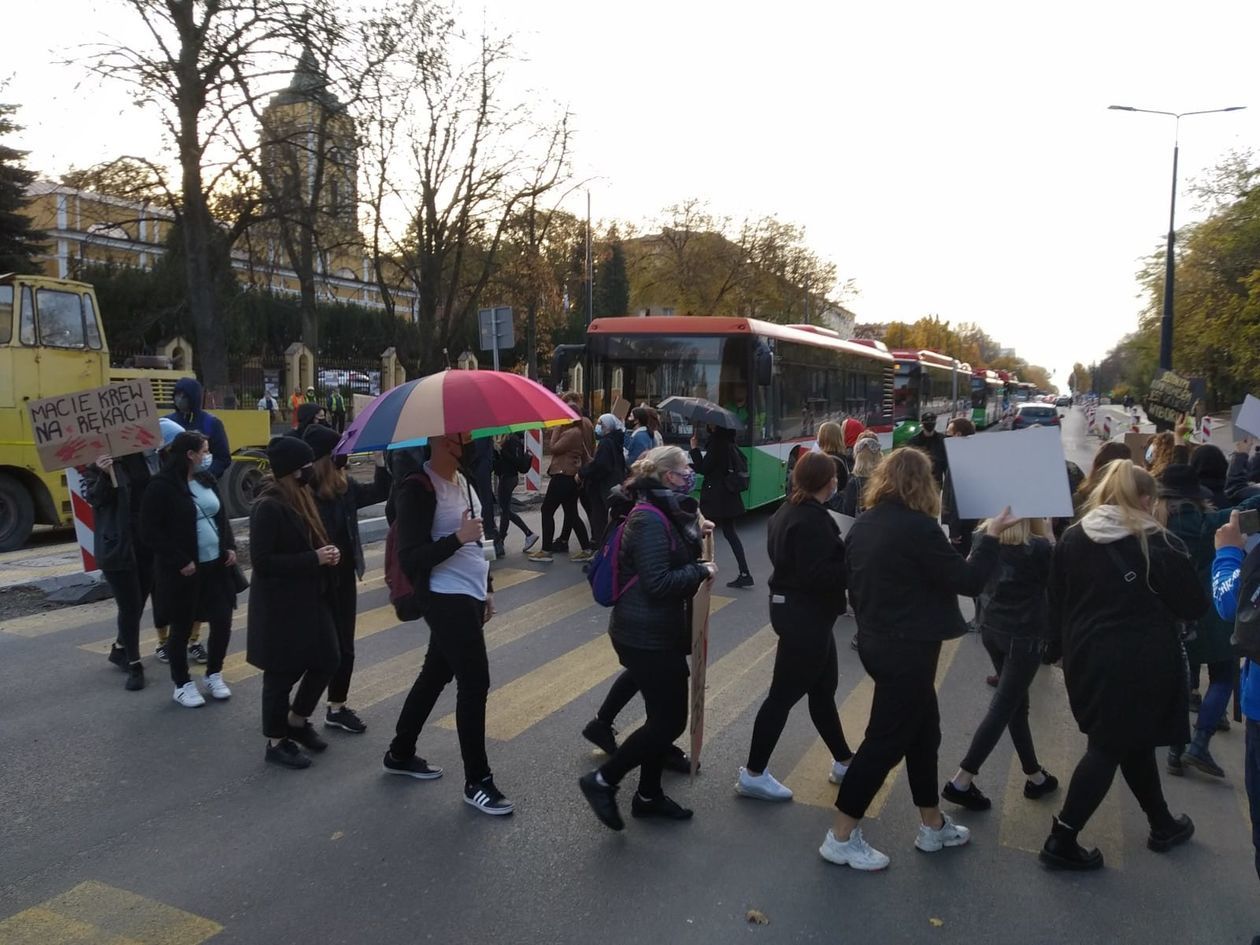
[196,498,249,593]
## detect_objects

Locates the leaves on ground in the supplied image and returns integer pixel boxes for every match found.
[929,917,944,928]
[746,909,769,926]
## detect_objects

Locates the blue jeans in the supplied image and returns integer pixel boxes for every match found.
[1196,659,1234,735]
[1247,719,1260,882]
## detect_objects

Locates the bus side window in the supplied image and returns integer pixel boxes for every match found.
[18,286,35,345]
[0,285,12,344]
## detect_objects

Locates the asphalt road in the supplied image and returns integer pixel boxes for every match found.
[1,409,1256,945]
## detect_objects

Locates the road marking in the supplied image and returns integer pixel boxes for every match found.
[0,880,222,945]
[449,596,734,741]
[357,579,596,711]
[997,668,1125,869]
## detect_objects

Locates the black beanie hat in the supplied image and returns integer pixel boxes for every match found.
[303,424,340,461]
[267,435,314,480]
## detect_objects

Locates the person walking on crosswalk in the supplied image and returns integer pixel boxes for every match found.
[246,437,344,769]
[303,425,393,735]
[821,448,1011,871]
[736,451,854,802]
[578,446,717,831]
[1039,460,1205,870]
[384,433,514,815]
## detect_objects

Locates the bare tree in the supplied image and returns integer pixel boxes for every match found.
[85,0,292,395]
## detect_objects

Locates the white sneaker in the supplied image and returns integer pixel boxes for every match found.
[915,813,971,852]
[735,767,793,801]
[819,827,890,871]
[204,673,232,700]
[173,681,205,708]
[828,760,850,785]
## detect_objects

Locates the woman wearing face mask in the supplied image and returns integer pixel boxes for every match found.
[303,425,392,734]
[140,431,238,708]
[580,413,629,544]
[737,452,854,801]
[246,437,344,768]
[578,446,717,831]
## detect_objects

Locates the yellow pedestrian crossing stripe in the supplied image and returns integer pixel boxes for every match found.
[0,881,222,945]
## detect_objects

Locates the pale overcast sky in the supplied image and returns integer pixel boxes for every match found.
[6,0,1259,385]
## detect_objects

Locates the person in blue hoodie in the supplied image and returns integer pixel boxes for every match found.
[168,378,232,480]
[1212,511,1260,945]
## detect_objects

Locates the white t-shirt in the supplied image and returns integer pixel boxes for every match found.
[424,461,490,600]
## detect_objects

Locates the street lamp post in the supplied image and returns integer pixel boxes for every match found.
[1108,105,1245,371]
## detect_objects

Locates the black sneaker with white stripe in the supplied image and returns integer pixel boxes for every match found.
[464,776,514,815]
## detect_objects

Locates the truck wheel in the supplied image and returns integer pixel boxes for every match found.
[0,473,36,552]
[221,459,266,519]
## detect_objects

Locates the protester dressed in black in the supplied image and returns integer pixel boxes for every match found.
[578,446,716,831]
[820,447,1009,872]
[1040,461,1206,870]
[303,425,392,734]
[83,447,161,691]
[906,412,948,486]
[690,425,752,588]
[943,518,1058,811]
[245,437,344,769]
[737,452,854,802]
[140,431,238,708]
[492,432,538,557]
[580,413,629,546]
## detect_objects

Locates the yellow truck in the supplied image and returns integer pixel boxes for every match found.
[0,273,271,551]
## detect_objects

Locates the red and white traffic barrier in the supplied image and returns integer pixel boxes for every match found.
[525,429,543,492]
[63,467,99,573]
[1201,415,1213,443]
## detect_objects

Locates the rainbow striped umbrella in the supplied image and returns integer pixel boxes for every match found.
[335,370,579,454]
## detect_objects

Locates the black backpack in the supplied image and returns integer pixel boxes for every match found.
[1232,544,1260,661]
[724,443,750,493]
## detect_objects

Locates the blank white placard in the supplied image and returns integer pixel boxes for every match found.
[1236,396,1260,439]
[942,426,1074,519]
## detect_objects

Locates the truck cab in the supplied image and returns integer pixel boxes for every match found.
[0,273,269,551]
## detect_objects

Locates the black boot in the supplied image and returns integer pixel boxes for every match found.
[1183,729,1225,778]
[1148,813,1194,852]
[1039,817,1103,871]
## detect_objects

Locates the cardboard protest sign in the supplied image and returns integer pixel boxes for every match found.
[1235,396,1260,440]
[1125,432,1151,467]
[943,426,1073,519]
[611,397,631,423]
[27,378,162,472]
[1145,370,1194,427]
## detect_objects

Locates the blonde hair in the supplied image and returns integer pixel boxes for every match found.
[864,446,940,518]
[1085,460,1166,583]
[631,445,690,480]
[312,455,349,502]
[851,436,882,476]
[817,421,844,456]
[979,516,1050,545]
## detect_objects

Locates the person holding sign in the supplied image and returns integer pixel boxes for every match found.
[140,431,238,708]
[736,452,854,801]
[1039,461,1205,870]
[821,448,1011,871]
[578,446,715,831]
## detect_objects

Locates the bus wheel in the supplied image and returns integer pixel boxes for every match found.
[221,459,265,519]
[0,473,35,552]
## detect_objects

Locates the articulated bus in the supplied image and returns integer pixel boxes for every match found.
[567,317,895,508]
[970,370,1007,429]
[890,349,971,446]
[1008,380,1038,404]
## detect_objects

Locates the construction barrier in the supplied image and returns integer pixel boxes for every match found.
[63,468,99,573]
[525,429,543,492]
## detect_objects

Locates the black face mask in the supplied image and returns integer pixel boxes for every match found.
[922,423,936,434]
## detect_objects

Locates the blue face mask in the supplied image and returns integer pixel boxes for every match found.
[198,453,213,473]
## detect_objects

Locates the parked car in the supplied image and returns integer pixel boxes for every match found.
[1011,403,1061,429]
[1055,395,1072,407]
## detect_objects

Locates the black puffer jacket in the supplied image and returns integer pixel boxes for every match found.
[609,479,709,652]
[977,537,1052,639]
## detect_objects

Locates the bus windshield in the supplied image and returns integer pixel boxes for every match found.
[970,376,988,408]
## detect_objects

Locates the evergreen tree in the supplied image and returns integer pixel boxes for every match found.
[0,104,44,274]
[594,231,630,317]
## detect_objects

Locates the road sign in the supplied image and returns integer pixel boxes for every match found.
[478,307,515,370]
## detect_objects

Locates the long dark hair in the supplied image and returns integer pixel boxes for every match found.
[164,430,207,479]
[632,406,660,437]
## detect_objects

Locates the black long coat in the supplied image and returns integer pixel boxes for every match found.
[245,492,339,675]
[1048,524,1207,751]
[690,429,745,520]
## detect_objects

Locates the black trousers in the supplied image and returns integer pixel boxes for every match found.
[542,474,589,551]
[165,560,233,687]
[325,564,358,705]
[586,486,610,548]
[390,593,491,785]
[714,517,750,575]
[1059,741,1172,831]
[598,641,689,799]
[496,474,531,541]
[332,410,346,434]
[262,668,333,739]
[103,548,154,665]
[959,630,1043,776]
[835,634,942,816]
[596,670,639,724]
[747,597,851,773]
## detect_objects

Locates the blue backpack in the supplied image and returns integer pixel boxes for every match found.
[587,502,676,606]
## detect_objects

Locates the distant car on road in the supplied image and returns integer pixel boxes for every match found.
[1011,403,1061,430]
[1055,395,1072,407]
